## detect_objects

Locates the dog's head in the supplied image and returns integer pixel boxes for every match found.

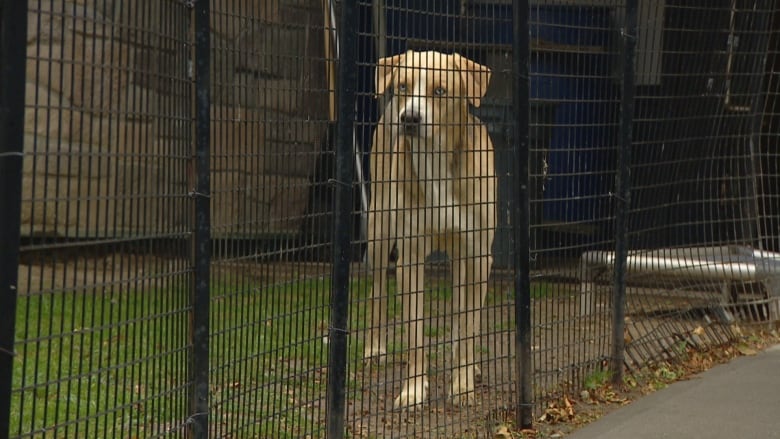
[375,51,491,140]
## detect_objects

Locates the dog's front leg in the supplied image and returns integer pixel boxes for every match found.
[364,210,392,360]
[394,238,428,409]
[450,242,492,406]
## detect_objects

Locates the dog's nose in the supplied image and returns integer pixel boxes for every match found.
[400,109,421,135]
[400,110,421,126]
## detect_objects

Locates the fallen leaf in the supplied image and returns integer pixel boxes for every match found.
[564,397,575,416]
[494,425,512,439]
[737,344,758,356]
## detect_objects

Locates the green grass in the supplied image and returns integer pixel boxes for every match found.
[428,282,454,301]
[11,276,378,438]
[531,281,560,298]
[493,319,516,331]
[583,368,613,391]
[12,274,570,437]
[424,325,448,338]
[12,284,191,437]
[486,281,570,306]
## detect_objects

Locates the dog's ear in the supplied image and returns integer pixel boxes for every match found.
[375,52,408,97]
[452,53,492,108]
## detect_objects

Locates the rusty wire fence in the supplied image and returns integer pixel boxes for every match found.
[1,1,779,438]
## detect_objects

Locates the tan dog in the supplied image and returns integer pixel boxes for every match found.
[364,50,496,408]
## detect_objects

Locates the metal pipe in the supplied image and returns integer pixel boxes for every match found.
[189,1,211,437]
[373,0,388,114]
[328,0,369,245]
[584,248,780,282]
[326,0,359,437]
[512,0,533,429]
[724,0,751,112]
[752,248,780,261]
[373,0,387,61]
[611,0,637,387]
[0,1,29,437]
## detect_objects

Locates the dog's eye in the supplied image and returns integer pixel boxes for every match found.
[396,83,408,93]
[434,86,447,96]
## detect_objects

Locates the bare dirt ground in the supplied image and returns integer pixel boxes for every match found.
[341,285,778,439]
[17,252,189,295]
[344,290,609,438]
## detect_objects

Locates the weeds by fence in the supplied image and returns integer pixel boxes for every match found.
[1,1,779,438]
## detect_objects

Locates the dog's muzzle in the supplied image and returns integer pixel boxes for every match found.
[399,109,421,136]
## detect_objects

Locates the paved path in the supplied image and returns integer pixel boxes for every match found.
[566,344,780,439]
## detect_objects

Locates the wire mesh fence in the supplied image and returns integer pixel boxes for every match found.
[8,1,196,437]
[621,0,779,373]
[1,1,779,438]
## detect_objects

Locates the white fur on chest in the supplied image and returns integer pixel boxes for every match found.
[407,138,475,233]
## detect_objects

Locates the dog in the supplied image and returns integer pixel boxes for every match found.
[364,50,496,408]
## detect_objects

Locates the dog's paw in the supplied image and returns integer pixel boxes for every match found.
[450,369,478,407]
[393,376,429,409]
[451,391,478,407]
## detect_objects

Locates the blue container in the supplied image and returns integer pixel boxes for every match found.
[459,4,618,224]
[529,6,618,224]
[384,0,460,54]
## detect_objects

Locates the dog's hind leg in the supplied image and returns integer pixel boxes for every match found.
[393,237,428,409]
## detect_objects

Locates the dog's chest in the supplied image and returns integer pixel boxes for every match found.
[406,140,473,231]
[411,148,454,201]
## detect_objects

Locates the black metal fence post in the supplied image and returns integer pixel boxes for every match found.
[611,0,637,386]
[0,2,28,438]
[326,0,359,437]
[190,0,211,437]
[512,0,533,429]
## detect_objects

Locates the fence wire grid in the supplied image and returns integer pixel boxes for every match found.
[1,1,780,438]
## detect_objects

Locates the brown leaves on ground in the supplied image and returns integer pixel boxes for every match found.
[493,424,543,439]
[538,395,576,425]
[493,424,515,438]
[537,374,636,424]
[526,328,780,438]
[535,384,631,435]
[580,386,629,405]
